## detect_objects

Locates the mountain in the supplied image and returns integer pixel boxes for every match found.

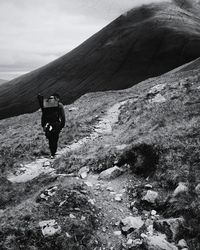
[1,0,200,119]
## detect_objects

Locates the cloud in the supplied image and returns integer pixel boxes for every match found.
[0,0,169,80]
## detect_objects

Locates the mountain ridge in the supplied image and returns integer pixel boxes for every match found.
[1,0,200,119]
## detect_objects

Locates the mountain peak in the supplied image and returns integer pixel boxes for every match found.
[1,0,200,120]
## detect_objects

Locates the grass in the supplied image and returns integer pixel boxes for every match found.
[1,67,200,248]
[0,181,101,250]
[0,91,122,176]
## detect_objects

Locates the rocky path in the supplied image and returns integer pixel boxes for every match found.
[7,100,127,183]
[81,169,187,249]
[83,172,139,249]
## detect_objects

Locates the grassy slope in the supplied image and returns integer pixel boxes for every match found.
[0,91,124,175]
[1,58,200,248]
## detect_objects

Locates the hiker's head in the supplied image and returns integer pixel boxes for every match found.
[52,93,60,101]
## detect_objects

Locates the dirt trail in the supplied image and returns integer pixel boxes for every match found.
[83,172,140,247]
[7,100,128,183]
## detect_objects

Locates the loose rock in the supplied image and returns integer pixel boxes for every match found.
[143,234,178,250]
[39,220,61,236]
[177,239,188,249]
[142,190,158,204]
[195,183,200,196]
[39,186,58,201]
[145,184,153,189]
[173,182,188,197]
[151,210,157,216]
[69,214,76,219]
[132,207,139,215]
[154,217,185,241]
[98,166,123,180]
[151,94,166,103]
[114,231,121,236]
[78,166,90,179]
[127,239,133,246]
[148,84,166,95]
[115,194,123,202]
[121,216,144,233]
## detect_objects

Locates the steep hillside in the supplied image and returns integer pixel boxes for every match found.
[1,0,200,119]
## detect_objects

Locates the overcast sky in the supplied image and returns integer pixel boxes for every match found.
[0,0,167,80]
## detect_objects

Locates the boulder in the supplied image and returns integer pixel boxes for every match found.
[142,190,158,204]
[143,234,178,250]
[98,166,123,180]
[153,217,185,241]
[121,216,144,233]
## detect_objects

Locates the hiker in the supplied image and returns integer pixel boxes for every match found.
[38,93,65,158]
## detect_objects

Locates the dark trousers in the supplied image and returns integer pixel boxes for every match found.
[48,132,59,156]
[45,122,61,156]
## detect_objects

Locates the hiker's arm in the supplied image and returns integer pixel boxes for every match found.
[41,114,46,128]
[37,94,43,109]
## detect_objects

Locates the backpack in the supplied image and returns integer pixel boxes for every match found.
[43,96,60,124]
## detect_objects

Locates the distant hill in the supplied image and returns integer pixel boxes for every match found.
[1,0,200,119]
[0,79,7,85]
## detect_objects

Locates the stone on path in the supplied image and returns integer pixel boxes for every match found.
[121,216,144,233]
[154,217,185,241]
[142,190,158,204]
[98,166,123,180]
[143,234,178,250]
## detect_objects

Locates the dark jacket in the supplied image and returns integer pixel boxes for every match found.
[37,94,65,129]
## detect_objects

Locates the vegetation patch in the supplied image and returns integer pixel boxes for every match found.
[0,183,101,250]
[116,143,159,177]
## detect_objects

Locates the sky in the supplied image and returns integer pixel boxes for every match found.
[0,0,167,80]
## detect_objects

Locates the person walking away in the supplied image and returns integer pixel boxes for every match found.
[38,93,65,158]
